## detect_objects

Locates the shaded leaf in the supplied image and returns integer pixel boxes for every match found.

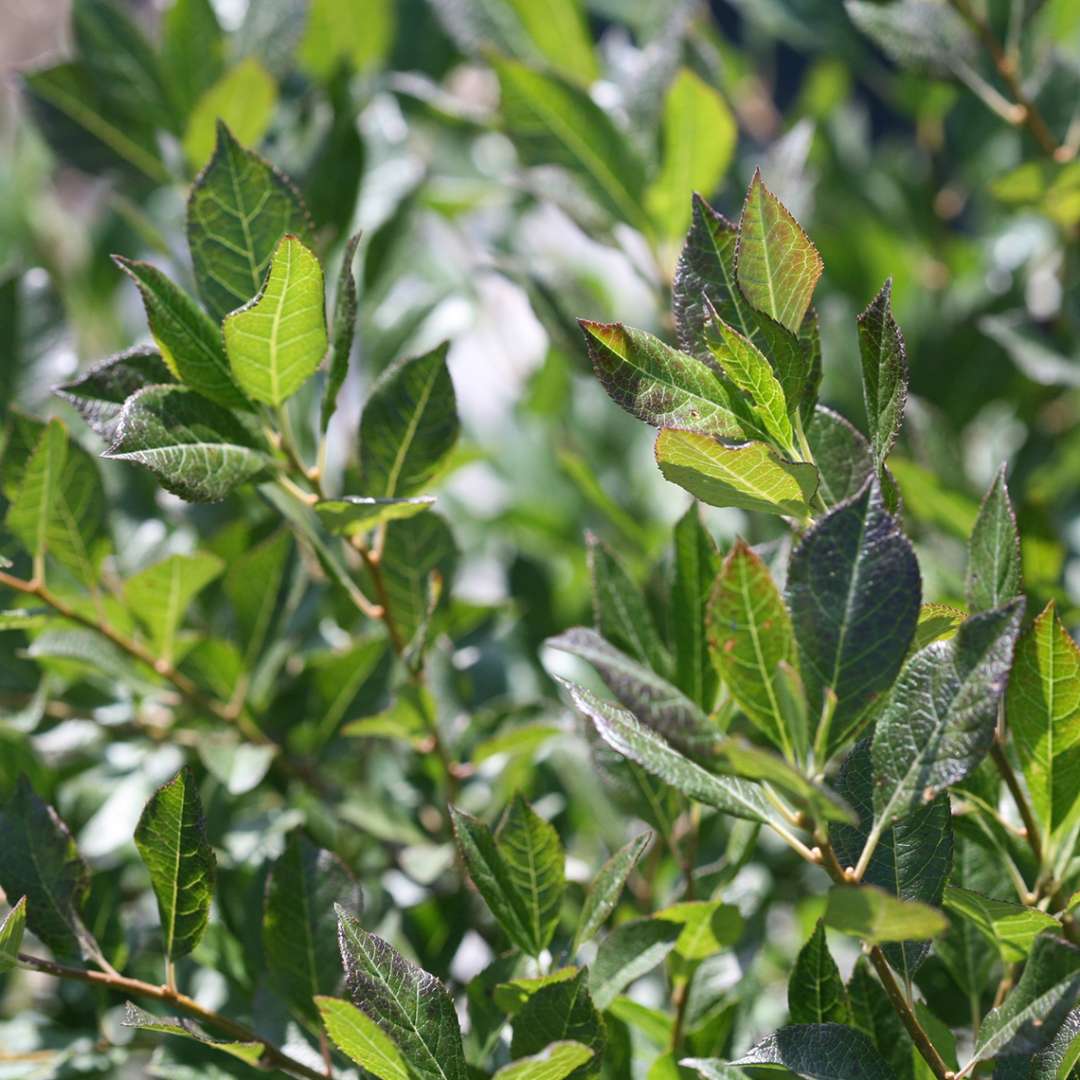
[856,279,908,466]
[966,466,1022,613]
[846,957,913,1080]
[121,1002,263,1066]
[590,918,681,1009]
[824,885,949,944]
[730,1023,893,1080]
[321,231,362,432]
[0,895,26,973]
[671,506,721,709]
[789,920,850,1025]
[6,419,66,566]
[994,1007,1080,1080]
[654,899,743,961]
[912,604,966,652]
[573,831,652,950]
[160,0,224,121]
[806,407,874,511]
[511,967,605,1076]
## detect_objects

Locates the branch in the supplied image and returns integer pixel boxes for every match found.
[990,740,1043,869]
[17,952,330,1080]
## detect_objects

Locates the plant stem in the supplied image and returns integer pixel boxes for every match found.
[16,952,330,1080]
[990,741,1043,868]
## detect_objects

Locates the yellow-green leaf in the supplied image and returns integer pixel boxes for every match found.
[182,58,276,169]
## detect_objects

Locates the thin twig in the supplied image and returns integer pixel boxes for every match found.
[990,741,1043,868]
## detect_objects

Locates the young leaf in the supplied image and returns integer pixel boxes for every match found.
[789,920,850,1025]
[124,552,224,663]
[114,257,248,410]
[187,121,311,322]
[786,479,921,757]
[264,831,362,1026]
[451,797,565,958]
[646,69,736,243]
[824,886,949,944]
[55,346,176,442]
[510,967,605,1073]
[942,886,1060,963]
[562,680,774,824]
[671,506,721,709]
[580,320,749,440]
[321,231,362,432]
[493,1041,595,1080]
[0,778,92,959]
[357,343,459,499]
[830,740,952,979]
[134,769,215,962]
[316,496,435,536]
[729,1023,893,1080]
[336,905,468,1080]
[182,57,276,169]
[121,1002,263,1065]
[590,918,681,1009]
[587,533,671,678]
[222,234,327,406]
[736,170,824,335]
[871,600,1025,825]
[966,466,1022,612]
[806,407,875,510]
[6,419,66,567]
[974,933,1080,1061]
[0,896,27,973]
[707,538,797,757]
[105,385,273,502]
[655,430,818,518]
[316,995,410,1080]
[856,279,908,467]
[573,831,652,950]
[1007,600,1080,838]
[494,56,648,232]
[654,898,744,960]
[912,603,966,652]
[545,627,714,756]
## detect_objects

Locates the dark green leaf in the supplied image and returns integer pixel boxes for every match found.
[224,528,291,659]
[264,831,362,1026]
[337,905,468,1080]
[0,777,92,959]
[133,768,215,961]
[789,920,850,1024]
[807,407,874,510]
[824,885,949,944]
[573,831,652,950]
[105,385,274,502]
[871,600,1025,825]
[321,231,362,432]
[187,122,311,322]
[671,506,721,709]
[856,279,908,467]
[966,466,1022,612]
[113,256,247,410]
[316,995,410,1080]
[590,917,681,1009]
[995,1007,1080,1080]
[160,0,224,121]
[787,479,921,757]
[729,1023,894,1080]
[6,419,66,566]
[0,895,26,973]
[358,343,459,499]
[846,957,913,1080]
[510,967,605,1077]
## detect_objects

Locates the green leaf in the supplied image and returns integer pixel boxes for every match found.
[545,628,714,756]
[871,600,1025,825]
[912,603,966,652]
[133,768,215,962]
[654,898,744,960]
[573,831,652,950]
[0,777,92,959]
[729,1023,894,1080]
[1007,600,1080,838]
[942,886,1060,963]
[831,739,952,979]
[336,905,468,1080]
[113,257,247,410]
[6,419,66,567]
[451,797,565,958]
[824,886,949,944]
[655,430,818,518]
[182,58,276,169]
[789,920,850,1025]
[121,1002,263,1065]
[222,234,327,406]
[580,320,749,440]
[786,479,921,757]
[707,538,797,756]
[160,0,224,122]
[357,343,459,499]
[736,170,824,335]
[316,995,410,1080]
[974,934,1080,1060]
[856,279,908,467]
[224,528,291,660]
[682,1062,747,1080]
[55,346,176,442]
[966,466,1022,612]
[125,552,224,663]
[671,506,721,709]
[845,0,977,74]
[590,918,681,1010]
[0,896,27,973]
[494,56,647,231]
[494,1042,596,1080]
[187,121,311,323]
[646,69,736,243]
[298,0,395,78]
[321,231,362,432]
[562,680,774,824]
[316,496,435,537]
[586,532,671,678]
[105,385,274,502]
[845,958,913,1080]
[265,831,362,1026]
[806,407,875,510]
[498,0,597,84]
[496,969,581,1016]
[510,967,605,1075]
[995,1008,1080,1080]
